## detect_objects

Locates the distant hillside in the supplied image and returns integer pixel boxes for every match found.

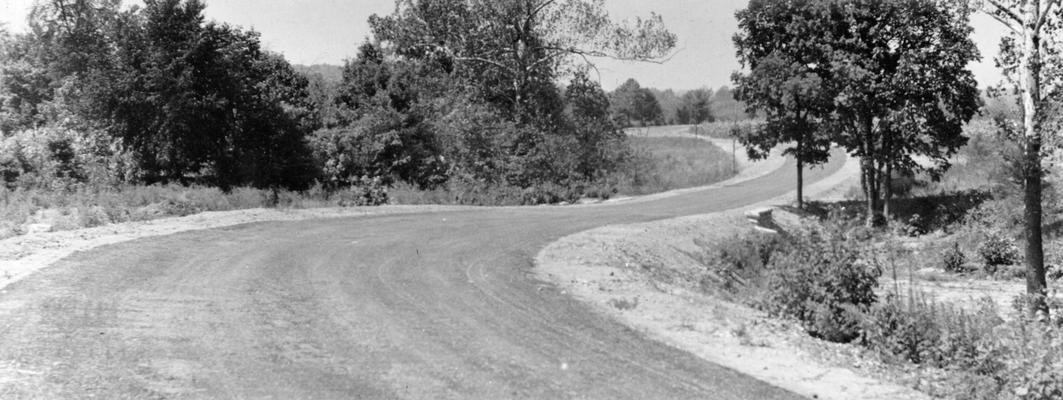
[294,64,343,84]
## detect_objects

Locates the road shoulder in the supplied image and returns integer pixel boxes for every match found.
[534,152,929,400]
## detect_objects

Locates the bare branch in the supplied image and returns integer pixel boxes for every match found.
[530,0,558,20]
[985,8,1021,34]
[1037,0,1062,31]
[983,0,1024,28]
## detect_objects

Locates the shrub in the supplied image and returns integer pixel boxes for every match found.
[861,294,1002,367]
[949,318,1063,400]
[758,225,880,342]
[337,176,389,206]
[942,242,969,273]
[978,229,1021,272]
[703,232,785,292]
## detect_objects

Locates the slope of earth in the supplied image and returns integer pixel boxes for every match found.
[0,145,846,399]
[535,152,928,400]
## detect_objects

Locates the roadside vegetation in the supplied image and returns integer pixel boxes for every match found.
[679,0,1063,397]
[0,0,747,237]
[689,109,1063,398]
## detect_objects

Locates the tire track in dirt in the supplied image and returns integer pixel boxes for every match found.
[0,138,845,398]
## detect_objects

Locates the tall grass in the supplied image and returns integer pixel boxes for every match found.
[0,182,365,239]
[614,136,736,195]
[1,135,739,237]
[391,135,738,204]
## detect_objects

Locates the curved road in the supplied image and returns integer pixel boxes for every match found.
[0,152,844,399]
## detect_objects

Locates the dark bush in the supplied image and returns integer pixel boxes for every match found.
[758,226,880,342]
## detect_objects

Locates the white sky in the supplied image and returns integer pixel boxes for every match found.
[1,0,1010,91]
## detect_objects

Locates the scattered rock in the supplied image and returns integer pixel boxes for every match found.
[24,224,52,234]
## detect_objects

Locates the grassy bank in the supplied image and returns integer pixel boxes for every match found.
[615,136,736,195]
[0,183,386,240]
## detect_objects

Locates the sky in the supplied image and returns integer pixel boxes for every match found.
[1,0,1011,91]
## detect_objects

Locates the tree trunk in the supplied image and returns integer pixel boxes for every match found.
[863,156,879,227]
[861,117,882,227]
[883,135,893,224]
[796,137,804,210]
[1021,0,1049,319]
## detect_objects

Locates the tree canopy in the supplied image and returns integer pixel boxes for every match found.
[734,0,981,224]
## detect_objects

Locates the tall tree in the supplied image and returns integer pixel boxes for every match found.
[734,0,980,226]
[733,53,831,209]
[610,78,662,127]
[980,0,1063,319]
[0,0,121,132]
[565,70,624,179]
[676,87,714,125]
[89,0,317,188]
[370,0,676,125]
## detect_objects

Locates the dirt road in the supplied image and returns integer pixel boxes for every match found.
[0,151,844,399]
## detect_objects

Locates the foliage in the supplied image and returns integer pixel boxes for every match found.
[701,231,785,294]
[981,0,1063,318]
[862,292,1063,400]
[734,0,981,225]
[978,229,1023,271]
[609,78,663,127]
[370,0,675,125]
[761,225,880,342]
[707,224,880,343]
[862,294,1004,368]
[0,0,679,206]
[943,242,969,273]
[675,88,714,125]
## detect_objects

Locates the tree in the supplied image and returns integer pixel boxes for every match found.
[733,53,831,209]
[317,41,447,189]
[86,0,318,189]
[565,70,624,178]
[649,88,680,124]
[370,0,676,125]
[610,78,662,127]
[0,0,121,132]
[676,88,714,125]
[980,0,1063,319]
[734,0,980,226]
[711,85,750,122]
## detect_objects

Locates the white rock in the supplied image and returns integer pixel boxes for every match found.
[24,224,52,234]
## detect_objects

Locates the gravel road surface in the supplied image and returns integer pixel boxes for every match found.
[0,151,844,399]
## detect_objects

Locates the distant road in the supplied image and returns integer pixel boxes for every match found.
[0,136,846,398]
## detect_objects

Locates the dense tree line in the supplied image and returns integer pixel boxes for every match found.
[0,0,676,203]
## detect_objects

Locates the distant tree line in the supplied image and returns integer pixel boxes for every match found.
[0,0,677,203]
[606,78,754,128]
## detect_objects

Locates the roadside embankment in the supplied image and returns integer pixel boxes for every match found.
[533,151,930,400]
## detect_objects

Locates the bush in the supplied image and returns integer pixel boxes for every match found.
[757,225,880,342]
[336,176,389,206]
[978,229,1021,272]
[943,242,969,273]
[949,318,1063,400]
[862,294,1002,367]
[701,232,785,293]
